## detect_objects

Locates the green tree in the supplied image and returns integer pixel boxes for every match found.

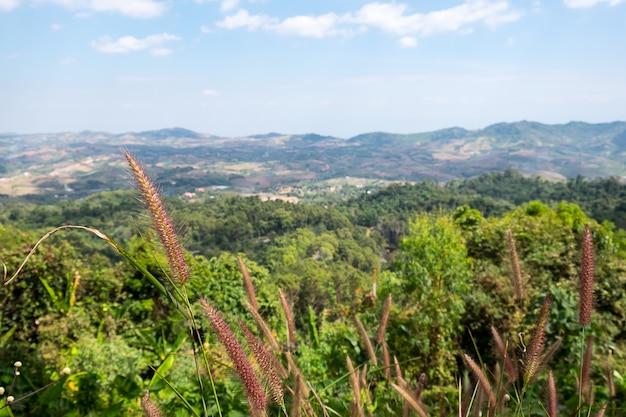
[393,212,472,385]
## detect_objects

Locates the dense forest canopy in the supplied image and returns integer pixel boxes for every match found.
[1,169,626,415]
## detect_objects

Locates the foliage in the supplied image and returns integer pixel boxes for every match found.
[2,169,626,415]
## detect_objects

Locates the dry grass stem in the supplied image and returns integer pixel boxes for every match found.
[391,382,428,417]
[291,373,302,417]
[506,229,524,302]
[200,298,267,411]
[125,151,190,285]
[278,289,297,348]
[393,356,407,387]
[579,226,595,326]
[307,381,331,417]
[376,294,392,344]
[355,317,378,366]
[382,340,391,380]
[245,302,281,352]
[524,294,552,385]
[346,356,365,417]
[238,257,259,312]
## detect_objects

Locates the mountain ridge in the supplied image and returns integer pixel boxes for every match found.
[1,120,626,198]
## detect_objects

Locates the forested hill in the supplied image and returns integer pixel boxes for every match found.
[1,120,626,198]
[345,169,626,224]
[4,164,626,415]
[3,170,626,259]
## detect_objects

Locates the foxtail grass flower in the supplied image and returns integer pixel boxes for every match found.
[355,316,378,366]
[463,353,497,413]
[125,152,189,285]
[376,294,392,344]
[524,294,552,385]
[141,392,163,417]
[278,289,296,349]
[346,356,364,417]
[245,302,281,352]
[290,373,303,417]
[506,229,524,302]
[581,335,594,397]
[201,298,267,411]
[606,350,615,397]
[238,257,258,312]
[415,373,426,402]
[382,341,391,380]
[547,371,557,417]
[579,226,595,326]
[490,325,516,382]
[390,383,428,417]
[238,318,284,407]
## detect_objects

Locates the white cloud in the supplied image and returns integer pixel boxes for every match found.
[216,9,275,30]
[202,89,219,96]
[272,13,350,38]
[220,0,238,11]
[59,57,76,64]
[91,33,181,54]
[217,10,357,38]
[51,23,63,30]
[34,0,166,18]
[216,1,523,41]
[352,1,523,36]
[563,0,624,7]
[200,25,213,34]
[399,36,417,47]
[0,0,20,11]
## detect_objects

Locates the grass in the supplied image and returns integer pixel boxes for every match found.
[0,152,619,416]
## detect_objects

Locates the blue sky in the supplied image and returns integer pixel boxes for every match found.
[1,0,625,138]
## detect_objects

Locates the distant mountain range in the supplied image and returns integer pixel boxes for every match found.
[1,121,626,197]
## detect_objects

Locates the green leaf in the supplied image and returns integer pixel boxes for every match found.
[112,375,142,399]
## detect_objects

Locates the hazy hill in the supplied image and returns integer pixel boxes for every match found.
[1,121,625,197]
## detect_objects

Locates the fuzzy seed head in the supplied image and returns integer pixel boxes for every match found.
[376,294,392,344]
[355,316,378,366]
[13,361,22,368]
[141,392,163,417]
[490,325,516,382]
[125,152,189,285]
[238,257,259,312]
[579,226,595,326]
[278,289,296,349]
[506,229,524,302]
[201,298,267,410]
[547,371,557,417]
[62,367,71,375]
[463,354,497,409]
[581,335,594,396]
[524,294,552,385]
[6,396,14,404]
[0,386,4,396]
[238,318,284,406]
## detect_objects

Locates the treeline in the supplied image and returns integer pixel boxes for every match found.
[1,171,626,415]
